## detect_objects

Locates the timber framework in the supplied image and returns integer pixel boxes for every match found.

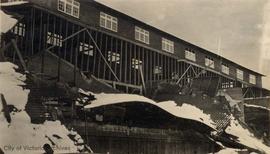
[0,0,269,98]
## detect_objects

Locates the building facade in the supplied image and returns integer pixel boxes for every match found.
[1,0,269,97]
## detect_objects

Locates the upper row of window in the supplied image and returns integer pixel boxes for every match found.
[56,1,256,84]
[99,12,174,53]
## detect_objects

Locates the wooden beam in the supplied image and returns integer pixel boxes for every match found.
[176,64,192,84]
[86,29,120,82]
[139,65,146,94]
[11,39,28,72]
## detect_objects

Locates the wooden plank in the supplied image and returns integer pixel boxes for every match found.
[103,35,108,79]
[97,33,103,78]
[139,65,146,94]
[74,25,80,85]
[57,18,62,81]
[69,23,75,63]
[119,40,123,82]
[176,64,192,84]
[124,41,127,83]
[11,39,28,72]
[38,11,43,52]
[30,8,35,55]
[1,94,11,123]
[86,29,120,81]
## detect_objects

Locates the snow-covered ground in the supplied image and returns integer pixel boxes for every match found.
[0,62,86,153]
[225,116,270,153]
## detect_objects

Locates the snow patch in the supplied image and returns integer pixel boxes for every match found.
[0,1,27,6]
[0,10,17,33]
[0,62,85,153]
[82,89,216,129]
[225,116,270,153]
[244,104,270,111]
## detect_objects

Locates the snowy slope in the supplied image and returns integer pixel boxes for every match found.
[0,62,85,153]
[225,116,270,153]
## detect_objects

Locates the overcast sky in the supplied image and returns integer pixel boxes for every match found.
[96,0,270,89]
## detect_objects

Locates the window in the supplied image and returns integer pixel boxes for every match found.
[79,42,93,56]
[100,12,118,32]
[13,23,25,36]
[135,26,149,44]
[162,38,174,53]
[108,51,120,64]
[47,32,63,47]
[205,56,214,68]
[58,0,80,18]
[132,58,142,69]
[236,69,243,80]
[221,64,229,75]
[185,49,196,61]
[249,74,256,84]
[154,66,162,74]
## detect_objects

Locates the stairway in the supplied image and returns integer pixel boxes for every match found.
[24,79,50,124]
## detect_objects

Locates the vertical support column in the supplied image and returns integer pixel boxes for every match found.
[137,46,141,85]
[153,51,156,82]
[69,23,75,63]
[30,8,35,55]
[128,43,132,84]
[86,29,91,72]
[103,35,108,80]
[114,38,118,81]
[97,33,103,79]
[149,50,153,84]
[38,11,43,52]
[133,45,137,85]
[108,35,113,80]
[80,30,85,70]
[119,40,123,82]
[73,26,80,86]
[63,20,68,60]
[124,41,128,83]
[57,18,63,82]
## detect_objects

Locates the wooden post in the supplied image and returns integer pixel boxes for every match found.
[1,94,11,123]
[139,65,146,95]
[176,64,192,84]
[86,29,120,81]
[11,39,28,72]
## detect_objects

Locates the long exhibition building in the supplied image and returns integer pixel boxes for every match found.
[1,0,269,98]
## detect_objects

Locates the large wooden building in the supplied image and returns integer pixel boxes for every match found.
[1,0,269,97]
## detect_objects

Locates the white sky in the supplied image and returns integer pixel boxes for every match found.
[96,0,270,89]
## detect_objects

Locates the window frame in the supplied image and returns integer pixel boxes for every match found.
[131,58,142,70]
[79,42,94,56]
[205,56,214,69]
[221,64,230,75]
[249,74,256,84]
[236,69,244,80]
[162,38,174,53]
[46,32,63,47]
[135,26,150,44]
[100,12,118,32]
[58,0,80,18]
[185,49,196,62]
[107,51,121,64]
